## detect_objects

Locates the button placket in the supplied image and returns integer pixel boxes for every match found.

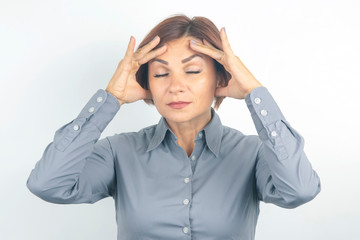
[182,173,192,235]
[271,130,277,137]
[183,198,190,205]
[265,121,282,146]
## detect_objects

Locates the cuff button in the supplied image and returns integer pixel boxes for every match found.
[254,97,261,104]
[97,97,103,103]
[260,109,267,116]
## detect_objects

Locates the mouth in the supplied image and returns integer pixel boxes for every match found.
[167,101,191,109]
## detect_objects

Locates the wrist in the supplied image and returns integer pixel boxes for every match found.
[118,99,125,106]
[244,84,263,98]
[105,88,125,106]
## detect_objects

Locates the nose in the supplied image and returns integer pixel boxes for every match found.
[168,74,186,94]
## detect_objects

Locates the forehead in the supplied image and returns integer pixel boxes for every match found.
[149,36,210,65]
[166,36,199,48]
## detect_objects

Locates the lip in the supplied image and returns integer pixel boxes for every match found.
[167,101,191,109]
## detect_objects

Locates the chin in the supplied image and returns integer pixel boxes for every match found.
[160,110,194,123]
[162,108,212,125]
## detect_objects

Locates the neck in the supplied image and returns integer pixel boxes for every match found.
[166,109,212,157]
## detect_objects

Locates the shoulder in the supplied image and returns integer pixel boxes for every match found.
[219,125,262,165]
[221,125,261,149]
[105,123,158,150]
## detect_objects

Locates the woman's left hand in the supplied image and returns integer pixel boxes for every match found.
[189,27,263,99]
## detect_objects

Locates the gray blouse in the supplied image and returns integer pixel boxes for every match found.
[27,86,321,240]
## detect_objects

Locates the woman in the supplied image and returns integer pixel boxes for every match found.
[27,14,321,239]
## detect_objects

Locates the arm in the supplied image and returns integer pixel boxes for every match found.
[27,34,168,204]
[245,86,321,208]
[188,27,321,208]
[26,89,120,204]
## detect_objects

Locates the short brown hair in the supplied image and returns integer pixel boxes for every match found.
[135,14,231,110]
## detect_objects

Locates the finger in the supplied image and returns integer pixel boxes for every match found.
[134,35,161,60]
[123,36,136,64]
[109,37,135,89]
[138,44,167,65]
[120,36,140,74]
[220,27,233,54]
[190,39,225,63]
[202,39,226,62]
[202,38,213,47]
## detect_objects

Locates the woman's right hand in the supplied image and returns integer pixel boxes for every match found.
[105,35,167,105]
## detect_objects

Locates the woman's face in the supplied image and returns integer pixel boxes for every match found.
[148,36,218,125]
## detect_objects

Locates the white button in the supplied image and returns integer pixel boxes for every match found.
[183,227,189,234]
[184,177,190,183]
[97,97,103,102]
[191,155,196,161]
[254,97,261,104]
[88,107,95,113]
[198,132,203,138]
[271,131,277,137]
[73,124,79,131]
[260,109,267,116]
[183,199,190,205]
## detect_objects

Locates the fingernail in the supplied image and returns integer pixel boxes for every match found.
[223,27,226,33]
[153,35,159,41]
[191,39,198,45]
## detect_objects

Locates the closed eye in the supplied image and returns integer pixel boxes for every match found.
[154,73,168,78]
[154,71,201,78]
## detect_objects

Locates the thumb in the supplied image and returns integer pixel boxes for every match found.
[215,86,228,97]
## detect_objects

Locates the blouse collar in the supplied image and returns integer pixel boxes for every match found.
[146,108,223,158]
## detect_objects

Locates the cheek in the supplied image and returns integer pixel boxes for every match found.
[148,80,163,103]
[197,76,217,93]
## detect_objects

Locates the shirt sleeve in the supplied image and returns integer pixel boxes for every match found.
[245,86,321,209]
[26,89,121,204]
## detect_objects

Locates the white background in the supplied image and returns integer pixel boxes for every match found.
[1,0,359,239]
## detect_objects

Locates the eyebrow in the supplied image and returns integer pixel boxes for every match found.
[149,54,203,65]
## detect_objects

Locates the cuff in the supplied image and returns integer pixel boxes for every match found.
[245,86,287,141]
[76,89,121,132]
